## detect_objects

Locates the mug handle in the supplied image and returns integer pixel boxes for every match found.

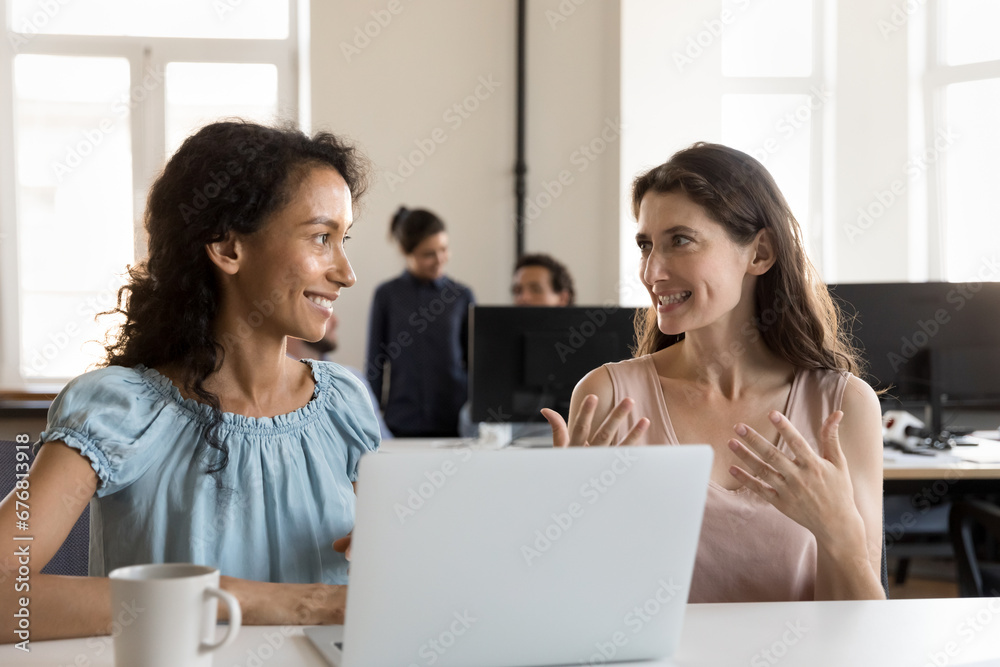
[201,587,242,653]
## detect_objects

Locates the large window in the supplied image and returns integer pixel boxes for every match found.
[620,0,999,301]
[619,0,828,305]
[929,0,1000,282]
[0,0,301,389]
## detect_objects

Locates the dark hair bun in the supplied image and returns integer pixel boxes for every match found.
[388,207,446,254]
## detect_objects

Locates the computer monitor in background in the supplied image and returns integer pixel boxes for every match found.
[469,306,641,423]
[828,282,1000,432]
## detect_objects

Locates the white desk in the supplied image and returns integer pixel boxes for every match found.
[6,598,1000,666]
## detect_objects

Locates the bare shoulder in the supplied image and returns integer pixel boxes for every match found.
[567,366,616,427]
[841,374,882,422]
[838,374,883,465]
[574,365,614,402]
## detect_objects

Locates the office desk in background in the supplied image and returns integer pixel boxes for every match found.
[386,437,1000,492]
[5,598,1000,666]
[883,437,1000,495]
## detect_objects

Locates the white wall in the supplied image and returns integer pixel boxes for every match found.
[831,0,912,283]
[312,0,621,370]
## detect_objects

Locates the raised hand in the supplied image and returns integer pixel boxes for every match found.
[541,395,650,448]
[727,410,867,547]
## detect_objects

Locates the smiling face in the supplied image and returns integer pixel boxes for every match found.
[405,231,449,282]
[226,166,356,344]
[636,190,761,337]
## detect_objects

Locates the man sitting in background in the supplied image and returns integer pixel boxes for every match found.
[511,253,575,307]
[460,254,578,443]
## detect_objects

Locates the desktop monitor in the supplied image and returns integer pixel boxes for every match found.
[469,306,641,423]
[828,282,1000,430]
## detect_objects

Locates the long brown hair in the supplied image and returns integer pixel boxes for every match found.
[630,142,862,375]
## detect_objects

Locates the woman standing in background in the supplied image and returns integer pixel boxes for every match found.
[366,207,475,437]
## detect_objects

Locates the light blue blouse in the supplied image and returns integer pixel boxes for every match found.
[36,359,380,585]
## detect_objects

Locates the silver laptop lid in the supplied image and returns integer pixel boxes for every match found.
[343,446,712,667]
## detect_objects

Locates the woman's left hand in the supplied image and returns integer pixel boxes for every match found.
[333,533,352,561]
[727,410,867,548]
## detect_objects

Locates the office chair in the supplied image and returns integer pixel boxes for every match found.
[949,499,1000,597]
[883,493,953,585]
[881,503,890,598]
[0,440,90,576]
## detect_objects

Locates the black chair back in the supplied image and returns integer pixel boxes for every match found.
[0,440,90,576]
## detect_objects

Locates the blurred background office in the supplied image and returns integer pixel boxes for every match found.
[2,0,997,387]
[1,0,998,597]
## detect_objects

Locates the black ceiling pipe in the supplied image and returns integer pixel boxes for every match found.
[515,0,527,260]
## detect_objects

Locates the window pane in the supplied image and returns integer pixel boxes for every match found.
[13,55,133,379]
[721,94,812,240]
[165,62,279,157]
[721,0,812,77]
[941,0,1000,66]
[941,79,1000,282]
[10,0,288,39]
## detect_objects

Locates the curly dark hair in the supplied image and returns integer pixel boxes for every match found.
[631,142,863,376]
[103,120,370,476]
[514,253,576,305]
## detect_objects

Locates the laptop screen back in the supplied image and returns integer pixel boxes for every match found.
[341,446,712,667]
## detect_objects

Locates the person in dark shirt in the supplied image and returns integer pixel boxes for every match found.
[365,207,475,437]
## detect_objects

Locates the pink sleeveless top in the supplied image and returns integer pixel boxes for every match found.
[605,355,849,603]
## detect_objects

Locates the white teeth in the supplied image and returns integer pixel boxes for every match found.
[658,292,691,305]
[308,295,333,309]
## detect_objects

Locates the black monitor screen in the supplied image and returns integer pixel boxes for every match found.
[470,306,641,423]
[828,282,1000,411]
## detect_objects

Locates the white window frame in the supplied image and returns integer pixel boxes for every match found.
[921,0,1000,281]
[719,0,831,274]
[0,0,303,390]
[618,0,830,303]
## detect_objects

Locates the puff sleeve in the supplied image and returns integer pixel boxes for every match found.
[35,366,176,496]
[321,363,381,482]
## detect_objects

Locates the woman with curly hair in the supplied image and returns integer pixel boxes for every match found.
[543,143,886,602]
[0,121,378,640]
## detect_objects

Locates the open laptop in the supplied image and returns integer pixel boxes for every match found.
[305,446,712,667]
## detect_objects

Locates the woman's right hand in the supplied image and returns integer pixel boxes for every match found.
[541,395,650,447]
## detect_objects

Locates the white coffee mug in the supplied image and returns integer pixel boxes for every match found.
[109,563,241,667]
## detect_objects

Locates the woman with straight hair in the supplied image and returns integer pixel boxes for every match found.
[543,142,886,602]
[366,207,475,437]
[0,120,379,641]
